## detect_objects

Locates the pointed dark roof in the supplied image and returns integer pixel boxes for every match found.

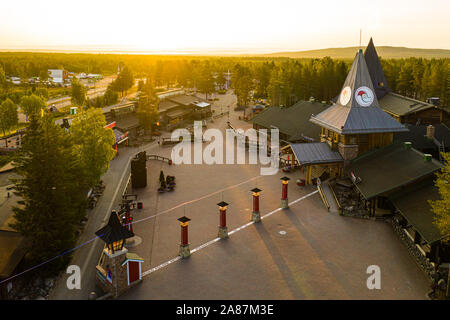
[364,38,390,99]
[95,211,134,245]
[310,50,407,135]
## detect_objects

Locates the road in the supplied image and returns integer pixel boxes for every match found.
[17,75,116,123]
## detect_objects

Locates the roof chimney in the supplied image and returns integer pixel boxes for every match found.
[426,125,435,140]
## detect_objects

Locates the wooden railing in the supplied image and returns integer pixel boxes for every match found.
[317,179,330,211]
[147,154,172,163]
[328,181,342,214]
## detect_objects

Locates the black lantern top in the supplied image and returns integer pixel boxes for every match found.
[217,201,229,208]
[95,211,134,245]
[251,187,262,193]
[280,176,291,182]
[178,216,191,224]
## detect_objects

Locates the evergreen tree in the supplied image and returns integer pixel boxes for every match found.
[137,79,159,133]
[113,66,134,96]
[197,64,215,100]
[231,64,253,107]
[10,114,86,271]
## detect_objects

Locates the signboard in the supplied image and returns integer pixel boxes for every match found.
[340,86,352,106]
[104,121,117,129]
[355,87,374,107]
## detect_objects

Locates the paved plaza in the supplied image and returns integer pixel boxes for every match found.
[43,92,431,300]
[118,114,430,300]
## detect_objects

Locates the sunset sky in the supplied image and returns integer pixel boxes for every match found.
[1,0,449,53]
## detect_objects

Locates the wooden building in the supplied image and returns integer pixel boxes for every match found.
[283,49,409,184]
[252,100,329,145]
[309,49,407,166]
[158,93,210,130]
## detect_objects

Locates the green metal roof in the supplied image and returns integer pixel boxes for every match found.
[290,142,343,165]
[378,92,436,117]
[389,181,445,244]
[251,100,328,141]
[349,142,443,199]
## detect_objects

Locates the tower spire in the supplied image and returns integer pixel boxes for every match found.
[310,50,407,135]
[364,37,390,99]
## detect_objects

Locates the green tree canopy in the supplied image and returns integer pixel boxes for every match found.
[137,79,159,132]
[71,78,86,106]
[0,98,18,144]
[112,65,134,96]
[70,108,116,189]
[232,64,253,107]
[0,65,6,90]
[430,152,450,243]
[20,94,46,118]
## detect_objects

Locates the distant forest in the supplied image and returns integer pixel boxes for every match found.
[0,52,448,108]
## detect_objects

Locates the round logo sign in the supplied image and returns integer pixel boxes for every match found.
[355,86,374,107]
[339,86,351,106]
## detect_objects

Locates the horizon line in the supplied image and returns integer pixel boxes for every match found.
[0,44,449,56]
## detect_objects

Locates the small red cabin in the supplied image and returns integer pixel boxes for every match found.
[121,253,144,286]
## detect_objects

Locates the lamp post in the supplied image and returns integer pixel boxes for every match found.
[280,177,290,209]
[217,201,229,239]
[96,210,134,255]
[178,216,191,258]
[95,210,135,298]
[251,188,262,222]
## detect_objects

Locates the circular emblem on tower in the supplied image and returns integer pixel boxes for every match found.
[355,86,374,107]
[339,86,351,106]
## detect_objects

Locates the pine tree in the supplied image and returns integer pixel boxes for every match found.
[137,80,160,133]
[10,114,86,272]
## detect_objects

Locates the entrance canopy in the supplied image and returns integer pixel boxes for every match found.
[290,142,343,165]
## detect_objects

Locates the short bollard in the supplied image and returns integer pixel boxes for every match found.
[178,216,191,258]
[280,176,290,209]
[251,188,262,222]
[217,201,229,239]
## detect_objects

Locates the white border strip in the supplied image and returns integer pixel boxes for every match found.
[141,190,318,278]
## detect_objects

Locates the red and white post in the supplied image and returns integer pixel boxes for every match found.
[178,216,191,258]
[217,201,229,239]
[280,177,290,209]
[251,188,262,222]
